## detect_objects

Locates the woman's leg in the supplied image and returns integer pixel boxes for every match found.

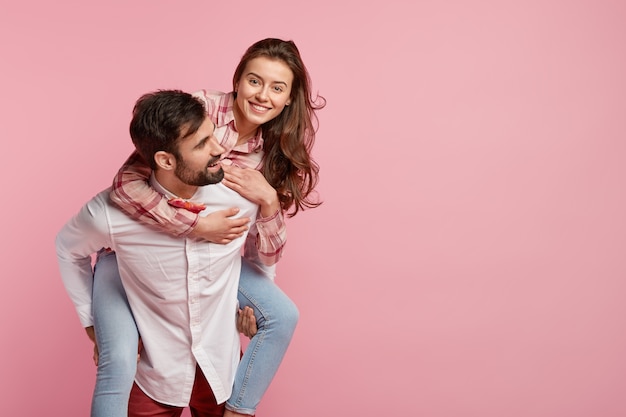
[91,250,139,417]
[225,258,300,416]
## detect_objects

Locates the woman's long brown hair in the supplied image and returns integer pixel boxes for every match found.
[232,38,326,217]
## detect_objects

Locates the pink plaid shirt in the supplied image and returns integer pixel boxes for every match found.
[110,90,286,266]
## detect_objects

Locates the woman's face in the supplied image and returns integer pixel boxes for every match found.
[234,56,294,129]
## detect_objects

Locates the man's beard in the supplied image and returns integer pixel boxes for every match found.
[174,157,224,186]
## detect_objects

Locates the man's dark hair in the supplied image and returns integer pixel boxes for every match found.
[129,90,206,170]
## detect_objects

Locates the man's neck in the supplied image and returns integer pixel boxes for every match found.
[153,171,198,200]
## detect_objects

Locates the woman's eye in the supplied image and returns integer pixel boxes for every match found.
[273,86,284,92]
[249,78,259,85]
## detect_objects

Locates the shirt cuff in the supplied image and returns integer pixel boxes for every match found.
[256,209,284,237]
[77,305,94,328]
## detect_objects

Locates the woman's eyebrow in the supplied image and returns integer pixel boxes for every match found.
[247,71,289,86]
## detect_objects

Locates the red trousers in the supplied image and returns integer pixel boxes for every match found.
[128,365,224,417]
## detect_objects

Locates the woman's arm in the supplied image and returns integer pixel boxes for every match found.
[250,209,287,267]
[222,164,287,266]
[110,151,254,242]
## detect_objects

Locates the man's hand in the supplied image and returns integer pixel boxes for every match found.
[85,326,99,366]
[85,326,142,365]
[137,337,143,363]
[189,208,250,244]
[236,306,258,339]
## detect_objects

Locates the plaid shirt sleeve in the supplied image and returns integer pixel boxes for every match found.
[243,209,287,267]
[109,151,199,237]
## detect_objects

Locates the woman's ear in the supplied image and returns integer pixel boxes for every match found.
[154,151,176,171]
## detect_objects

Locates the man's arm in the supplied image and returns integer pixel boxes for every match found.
[56,191,111,328]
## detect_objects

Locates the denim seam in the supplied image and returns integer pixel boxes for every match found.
[230,286,271,410]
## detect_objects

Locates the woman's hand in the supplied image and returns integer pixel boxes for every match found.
[189,208,250,244]
[221,164,280,217]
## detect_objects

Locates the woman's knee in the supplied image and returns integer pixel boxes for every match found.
[281,296,299,330]
[267,294,299,340]
[100,345,137,373]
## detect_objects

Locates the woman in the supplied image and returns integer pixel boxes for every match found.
[90,38,325,417]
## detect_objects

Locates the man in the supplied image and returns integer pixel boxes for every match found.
[56,90,280,416]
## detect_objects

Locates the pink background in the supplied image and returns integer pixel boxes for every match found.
[1,1,625,416]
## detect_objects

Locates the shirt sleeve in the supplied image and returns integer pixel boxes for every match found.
[109,151,199,237]
[242,209,287,273]
[55,193,111,328]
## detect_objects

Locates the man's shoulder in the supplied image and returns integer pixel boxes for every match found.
[57,187,114,244]
[77,187,134,226]
[84,187,114,209]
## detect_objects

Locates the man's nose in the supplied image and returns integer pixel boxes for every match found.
[210,137,225,155]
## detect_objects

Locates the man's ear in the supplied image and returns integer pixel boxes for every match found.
[154,151,176,171]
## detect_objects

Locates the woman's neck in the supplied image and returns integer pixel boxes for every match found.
[236,126,258,145]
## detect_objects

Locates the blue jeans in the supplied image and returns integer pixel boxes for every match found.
[226,260,299,415]
[91,250,138,417]
[90,251,299,417]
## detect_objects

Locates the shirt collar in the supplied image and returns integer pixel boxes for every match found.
[150,172,203,201]
[150,173,176,200]
[218,92,236,127]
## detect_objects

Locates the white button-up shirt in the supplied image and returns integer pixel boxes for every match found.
[56,176,258,406]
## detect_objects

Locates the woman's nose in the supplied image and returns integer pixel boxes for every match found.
[256,87,269,101]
